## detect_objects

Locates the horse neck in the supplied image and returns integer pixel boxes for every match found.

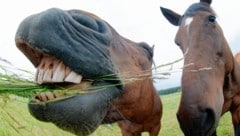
[229,58,240,94]
[222,57,240,113]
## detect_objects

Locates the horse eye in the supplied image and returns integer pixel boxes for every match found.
[208,15,216,23]
[175,40,180,46]
[216,52,223,57]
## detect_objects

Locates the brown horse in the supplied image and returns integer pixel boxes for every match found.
[161,0,240,135]
[15,8,162,136]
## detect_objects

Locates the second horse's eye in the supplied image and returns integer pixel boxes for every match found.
[208,15,216,23]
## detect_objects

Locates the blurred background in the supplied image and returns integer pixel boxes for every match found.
[0,0,239,90]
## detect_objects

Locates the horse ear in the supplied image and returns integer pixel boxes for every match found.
[160,7,181,26]
[200,0,212,5]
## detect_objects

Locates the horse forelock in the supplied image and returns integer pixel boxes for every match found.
[183,3,216,17]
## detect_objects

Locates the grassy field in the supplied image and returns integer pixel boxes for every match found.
[0,92,234,136]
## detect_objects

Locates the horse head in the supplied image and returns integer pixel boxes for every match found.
[15,8,162,136]
[161,0,239,135]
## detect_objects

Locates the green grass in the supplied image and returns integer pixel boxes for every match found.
[0,92,233,136]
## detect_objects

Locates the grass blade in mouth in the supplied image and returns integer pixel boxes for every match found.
[0,58,119,98]
[0,55,185,98]
[0,58,58,98]
[0,72,53,98]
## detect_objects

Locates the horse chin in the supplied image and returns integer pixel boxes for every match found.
[179,124,217,136]
[28,81,121,136]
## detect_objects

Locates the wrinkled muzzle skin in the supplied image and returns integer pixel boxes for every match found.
[16,8,117,80]
[15,8,156,136]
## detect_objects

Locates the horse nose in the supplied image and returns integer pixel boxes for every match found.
[177,108,216,135]
[196,108,215,131]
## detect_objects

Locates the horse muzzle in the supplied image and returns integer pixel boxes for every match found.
[177,107,217,136]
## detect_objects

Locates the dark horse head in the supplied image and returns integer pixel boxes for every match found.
[15,8,162,136]
[160,0,240,135]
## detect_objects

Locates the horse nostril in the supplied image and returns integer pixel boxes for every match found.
[196,108,216,132]
[177,108,216,135]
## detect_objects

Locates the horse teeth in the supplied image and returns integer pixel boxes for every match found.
[65,66,71,76]
[52,62,65,82]
[64,71,82,83]
[42,68,53,83]
[35,55,83,84]
[52,59,60,72]
[36,69,44,84]
[35,69,39,83]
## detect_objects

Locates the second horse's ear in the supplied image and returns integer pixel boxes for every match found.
[160,7,181,26]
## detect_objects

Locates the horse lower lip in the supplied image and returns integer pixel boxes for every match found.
[180,123,216,136]
[28,81,122,135]
[28,94,107,135]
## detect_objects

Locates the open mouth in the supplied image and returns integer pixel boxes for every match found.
[33,54,95,102]
[16,40,101,103]
[34,53,94,89]
[16,38,122,120]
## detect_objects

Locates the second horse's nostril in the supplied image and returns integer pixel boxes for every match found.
[177,107,216,135]
[199,108,215,132]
